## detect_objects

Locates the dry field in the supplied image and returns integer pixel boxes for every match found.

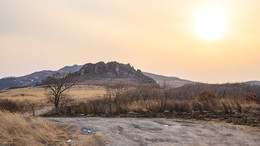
[0,85,106,103]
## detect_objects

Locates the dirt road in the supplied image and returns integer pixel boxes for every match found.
[46,117,260,146]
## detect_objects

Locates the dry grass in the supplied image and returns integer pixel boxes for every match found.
[48,88,260,116]
[0,110,68,145]
[44,88,260,127]
[0,85,106,104]
[0,99,38,113]
[0,110,110,146]
[69,85,106,102]
[0,87,46,102]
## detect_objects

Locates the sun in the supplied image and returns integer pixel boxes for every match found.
[195,6,226,40]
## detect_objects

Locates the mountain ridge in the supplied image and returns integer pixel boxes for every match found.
[0,62,157,90]
[0,61,259,90]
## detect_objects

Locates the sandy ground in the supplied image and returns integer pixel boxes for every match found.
[46,117,260,146]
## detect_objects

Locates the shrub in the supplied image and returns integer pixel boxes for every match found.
[244,92,258,103]
[195,91,216,102]
[0,99,33,113]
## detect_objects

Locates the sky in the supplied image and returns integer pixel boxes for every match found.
[0,0,260,83]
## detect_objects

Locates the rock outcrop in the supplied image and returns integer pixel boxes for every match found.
[75,61,156,85]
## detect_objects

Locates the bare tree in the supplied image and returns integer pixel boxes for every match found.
[43,72,76,110]
[156,82,171,112]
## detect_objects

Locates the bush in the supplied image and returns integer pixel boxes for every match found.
[244,92,259,103]
[195,91,216,102]
[0,99,27,112]
[0,99,38,113]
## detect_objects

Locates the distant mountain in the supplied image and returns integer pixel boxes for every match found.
[1,61,258,90]
[0,62,157,90]
[0,65,82,90]
[143,72,194,88]
[59,64,83,73]
[243,81,260,86]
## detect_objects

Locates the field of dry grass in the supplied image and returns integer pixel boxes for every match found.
[0,85,106,103]
[44,87,260,127]
[0,110,110,145]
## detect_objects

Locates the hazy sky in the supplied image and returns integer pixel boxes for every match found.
[1,0,260,83]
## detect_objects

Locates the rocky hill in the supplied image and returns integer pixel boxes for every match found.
[0,62,157,90]
[74,61,156,85]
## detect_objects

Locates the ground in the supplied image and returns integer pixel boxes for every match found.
[46,117,260,146]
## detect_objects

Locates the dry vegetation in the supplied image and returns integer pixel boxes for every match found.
[0,87,46,102]
[0,85,105,101]
[0,110,110,145]
[0,110,68,145]
[44,83,260,127]
[0,99,38,113]
[0,85,105,109]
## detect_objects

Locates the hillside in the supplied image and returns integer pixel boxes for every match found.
[244,81,260,86]
[0,71,54,90]
[0,65,82,90]
[143,72,194,87]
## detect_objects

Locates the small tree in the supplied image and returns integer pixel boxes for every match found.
[43,72,76,110]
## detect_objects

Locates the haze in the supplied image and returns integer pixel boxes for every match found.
[1,0,260,83]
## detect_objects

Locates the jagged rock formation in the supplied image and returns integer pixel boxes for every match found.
[74,61,156,85]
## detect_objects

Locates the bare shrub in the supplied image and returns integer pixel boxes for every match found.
[166,100,191,113]
[0,99,22,112]
[0,99,37,113]
[195,91,216,102]
[244,92,258,103]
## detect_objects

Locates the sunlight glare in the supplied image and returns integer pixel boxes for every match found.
[195,6,226,40]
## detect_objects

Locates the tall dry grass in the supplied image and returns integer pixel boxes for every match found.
[0,85,106,107]
[0,110,110,145]
[0,110,68,145]
[46,85,260,117]
[0,99,40,113]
